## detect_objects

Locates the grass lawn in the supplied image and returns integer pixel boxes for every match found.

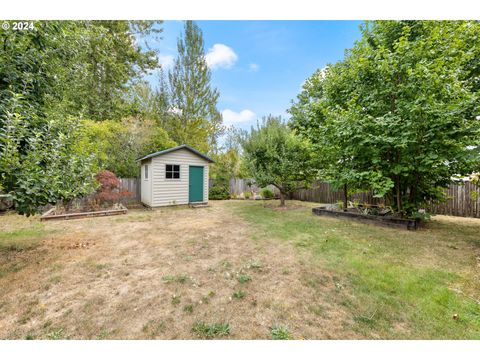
[231,201,480,339]
[0,200,479,339]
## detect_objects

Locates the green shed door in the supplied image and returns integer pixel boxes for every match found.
[189,166,204,202]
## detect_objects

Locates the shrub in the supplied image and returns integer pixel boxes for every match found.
[94,170,131,206]
[209,184,230,200]
[260,188,274,199]
[244,191,252,199]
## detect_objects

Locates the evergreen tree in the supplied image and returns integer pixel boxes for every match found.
[167,21,224,153]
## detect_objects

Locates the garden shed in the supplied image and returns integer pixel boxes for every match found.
[138,145,214,207]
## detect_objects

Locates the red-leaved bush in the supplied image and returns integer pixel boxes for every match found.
[94,170,131,205]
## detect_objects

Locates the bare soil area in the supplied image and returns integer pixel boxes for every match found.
[0,201,353,339]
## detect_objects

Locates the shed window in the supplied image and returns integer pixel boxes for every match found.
[166,164,180,179]
[144,165,149,180]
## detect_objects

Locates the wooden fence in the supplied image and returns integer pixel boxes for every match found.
[227,178,279,197]
[428,181,480,218]
[119,178,141,202]
[290,180,480,218]
[119,177,480,218]
[291,180,383,205]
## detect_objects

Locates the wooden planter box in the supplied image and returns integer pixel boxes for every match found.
[312,207,421,230]
[41,204,127,221]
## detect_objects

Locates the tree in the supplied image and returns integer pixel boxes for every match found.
[94,170,131,206]
[290,21,480,216]
[0,94,96,216]
[242,116,317,206]
[167,21,224,153]
[0,20,162,122]
[78,118,176,178]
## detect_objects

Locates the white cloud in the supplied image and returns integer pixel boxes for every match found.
[205,44,238,69]
[249,63,260,72]
[222,109,256,126]
[158,55,174,70]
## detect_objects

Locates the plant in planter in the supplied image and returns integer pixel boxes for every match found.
[94,170,131,207]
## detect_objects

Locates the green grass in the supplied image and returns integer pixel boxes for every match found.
[0,224,47,251]
[231,200,480,339]
[191,321,230,339]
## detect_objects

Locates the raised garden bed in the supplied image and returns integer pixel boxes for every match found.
[312,206,422,230]
[41,204,127,221]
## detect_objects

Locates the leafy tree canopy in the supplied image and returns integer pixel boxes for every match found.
[290,20,480,215]
[242,115,318,206]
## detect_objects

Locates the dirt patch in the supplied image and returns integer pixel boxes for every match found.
[0,201,353,339]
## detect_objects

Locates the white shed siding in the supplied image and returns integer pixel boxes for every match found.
[150,148,209,207]
[140,159,152,205]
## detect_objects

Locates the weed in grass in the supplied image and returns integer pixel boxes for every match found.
[238,274,252,284]
[176,274,189,284]
[49,275,62,284]
[183,304,194,313]
[233,290,246,299]
[270,325,292,340]
[25,334,35,340]
[97,328,111,340]
[335,282,344,290]
[162,274,189,284]
[308,305,326,316]
[46,328,66,340]
[162,275,176,282]
[246,260,263,270]
[142,319,166,339]
[171,294,181,305]
[221,260,232,269]
[192,321,230,339]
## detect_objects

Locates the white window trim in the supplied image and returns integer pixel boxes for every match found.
[144,164,149,181]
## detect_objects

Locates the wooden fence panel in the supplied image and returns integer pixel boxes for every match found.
[228,178,278,197]
[290,180,480,218]
[118,178,141,204]
[119,176,480,218]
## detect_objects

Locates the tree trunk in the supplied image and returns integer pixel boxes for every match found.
[343,183,348,211]
[395,176,402,215]
[279,192,286,207]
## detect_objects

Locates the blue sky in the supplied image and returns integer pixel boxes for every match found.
[143,21,363,130]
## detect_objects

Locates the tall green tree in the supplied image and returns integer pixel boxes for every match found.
[167,21,224,153]
[290,20,480,216]
[242,116,317,206]
[78,118,176,178]
[0,20,162,121]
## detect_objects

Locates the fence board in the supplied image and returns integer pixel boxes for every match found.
[120,176,480,218]
[290,180,480,218]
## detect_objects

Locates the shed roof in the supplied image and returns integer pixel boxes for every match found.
[137,144,215,163]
